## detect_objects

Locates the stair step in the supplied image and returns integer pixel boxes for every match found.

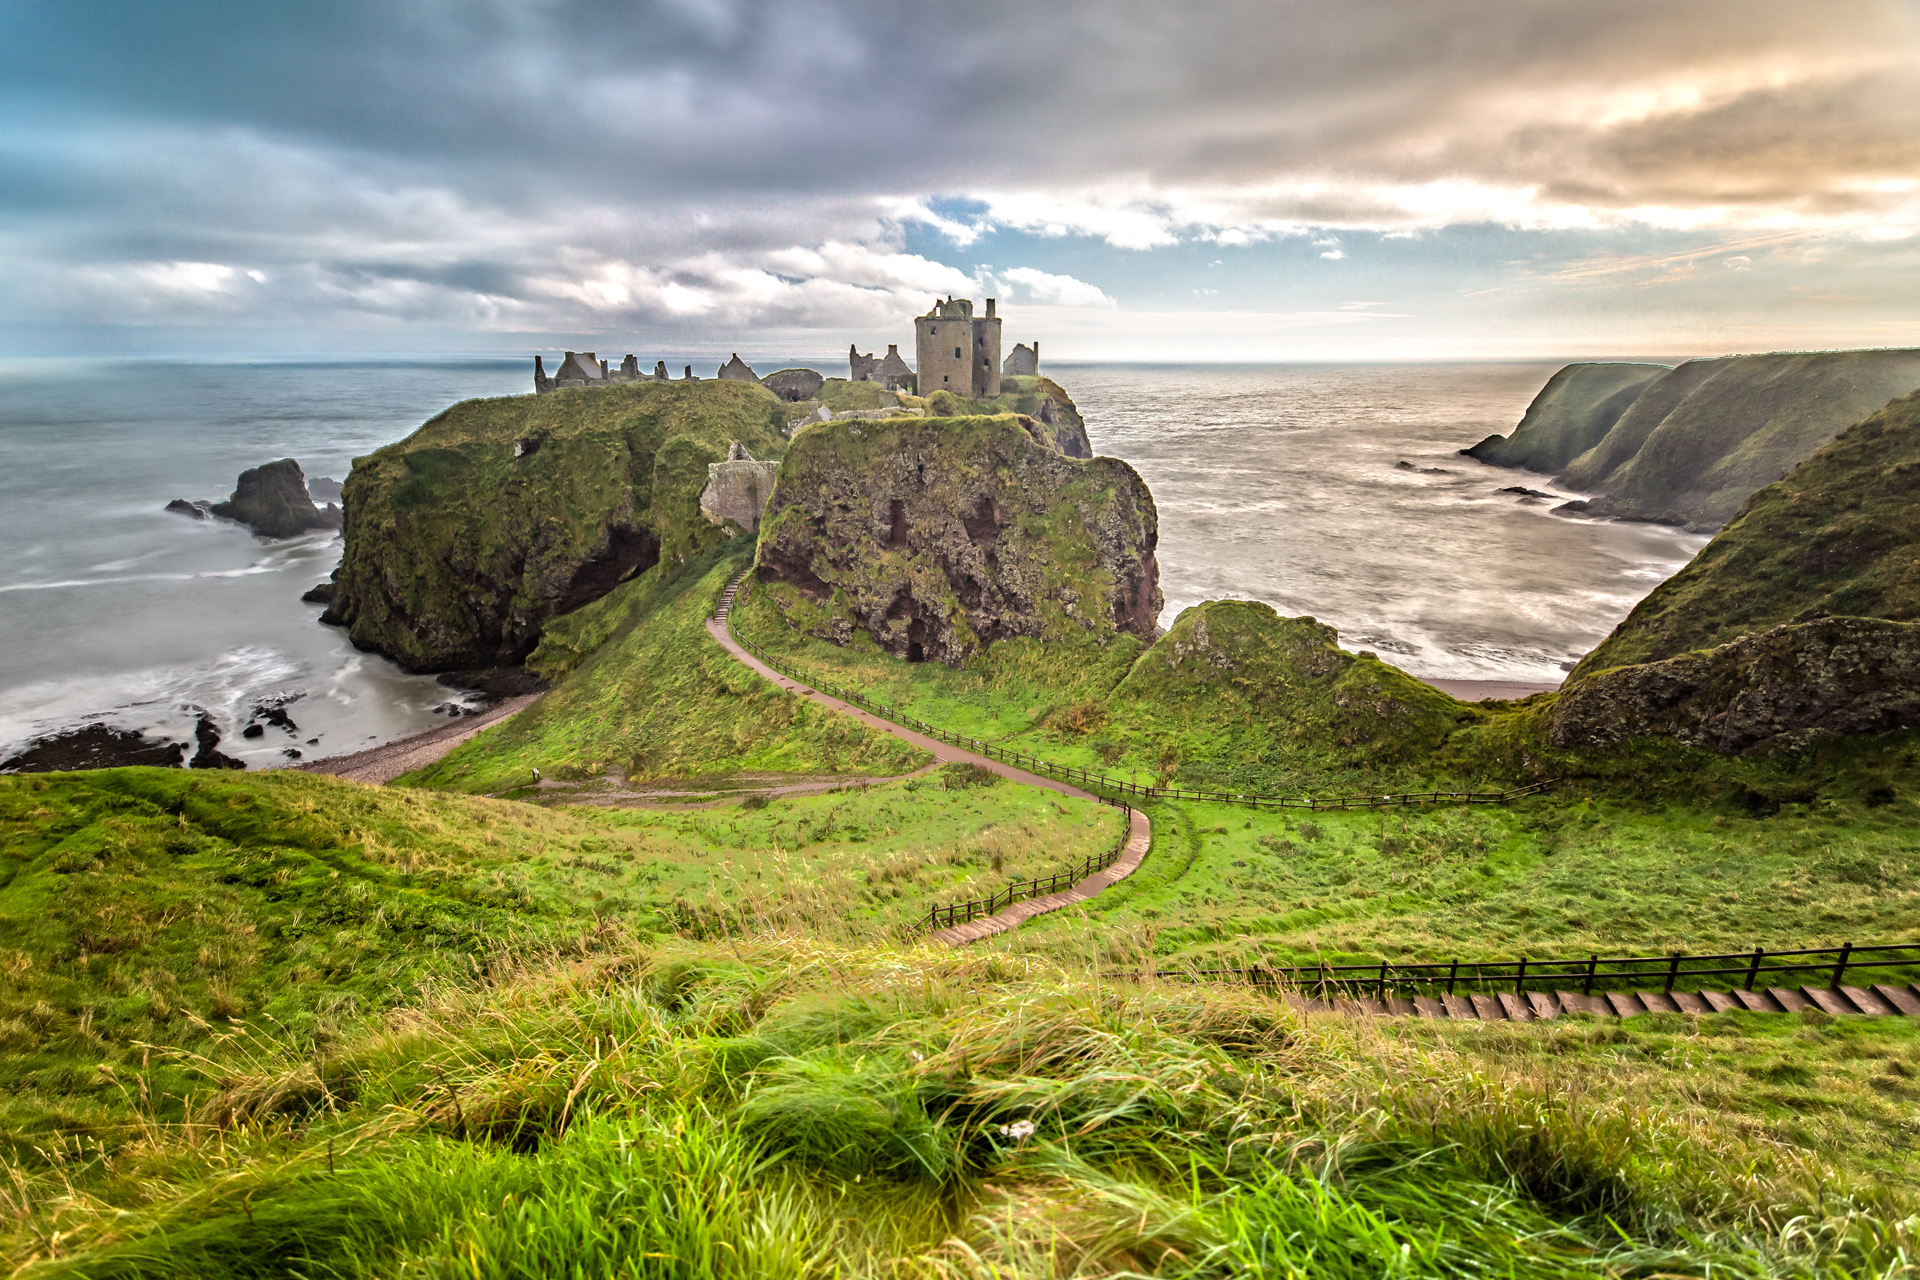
[1803,987,1857,1017]
[1554,990,1612,1017]
[1604,991,1647,1018]
[1872,984,1920,1016]
[1441,993,1476,1020]
[1670,990,1713,1014]
[1767,987,1814,1013]
[1636,991,1682,1014]
[1702,989,1743,1013]
[1496,992,1534,1021]
[1346,996,1389,1016]
[1468,993,1507,1021]
[1384,996,1418,1017]
[1841,985,1898,1016]
[1412,995,1450,1019]
[1732,989,1784,1013]
[1526,991,1563,1019]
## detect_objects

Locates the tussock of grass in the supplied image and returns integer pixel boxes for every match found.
[5,938,1912,1278]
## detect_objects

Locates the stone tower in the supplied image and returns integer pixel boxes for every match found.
[914,297,1001,398]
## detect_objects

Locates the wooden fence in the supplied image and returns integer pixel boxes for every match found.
[1145,941,1920,999]
[918,802,1134,931]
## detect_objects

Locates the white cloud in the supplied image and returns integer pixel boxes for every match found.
[992,266,1115,308]
[1724,255,1754,269]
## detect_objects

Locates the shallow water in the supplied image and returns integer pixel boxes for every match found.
[0,357,1706,764]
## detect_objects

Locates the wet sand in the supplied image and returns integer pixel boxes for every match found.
[1420,678,1560,702]
[297,694,540,784]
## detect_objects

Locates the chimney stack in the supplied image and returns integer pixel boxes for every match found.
[985,298,996,318]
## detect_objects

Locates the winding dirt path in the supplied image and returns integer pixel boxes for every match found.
[705,585,1153,947]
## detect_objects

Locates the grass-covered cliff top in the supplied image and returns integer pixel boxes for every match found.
[330,379,791,670]
[1574,388,1920,676]
[1465,362,1668,472]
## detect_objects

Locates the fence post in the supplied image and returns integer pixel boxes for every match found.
[1665,953,1681,994]
[1446,959,1458,995]
[1834,941,1853,989]
[1583,954,1598,996]
[1379,961,1389,1000]
[1515,956,1527,995]
[1744,947,1763,991]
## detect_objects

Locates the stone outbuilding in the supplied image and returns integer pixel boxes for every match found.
[762,368,825,402]
[717,354,760,383]
[1003,342,1038,377]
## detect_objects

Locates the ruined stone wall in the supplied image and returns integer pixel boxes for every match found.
[916,310,974,398]
[699,458,782,533]
[1003,342,1038,377]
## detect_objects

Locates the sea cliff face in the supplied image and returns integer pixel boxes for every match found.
[1572,389,1920,677]
[324,381,788,672]
[754,413,1159,664]
[1471,349,1920,530]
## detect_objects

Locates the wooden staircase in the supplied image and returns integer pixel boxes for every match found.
[1281,981,1920,1021]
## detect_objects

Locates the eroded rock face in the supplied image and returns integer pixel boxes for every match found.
[1551,616,1920,754]
[209,459,342,538]
[755,414,1161,663]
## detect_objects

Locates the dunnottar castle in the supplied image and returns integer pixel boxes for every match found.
[534,297,1040,400]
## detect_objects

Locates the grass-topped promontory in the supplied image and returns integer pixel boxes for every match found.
[6,939,1915,1278]
[410,546,927,792]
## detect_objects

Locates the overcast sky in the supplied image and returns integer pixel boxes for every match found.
[3,0,1917,361]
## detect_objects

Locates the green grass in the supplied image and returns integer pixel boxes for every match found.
[1576,388,1920,676]
[7,939,1914,1278]
[0,761,1118,1155]
[413,544,928,791]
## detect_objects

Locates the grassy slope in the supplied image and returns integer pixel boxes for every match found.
[8,940,1916,1278]
[1562,349,1920,528]
[412,546,927,791]
[735,593,1476,794]
[333,380,790,668]
[0,762,1118,1150]
[1465,362,1669,472]
[1575,389,1920,676]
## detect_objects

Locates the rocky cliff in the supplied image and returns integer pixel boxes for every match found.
[1464,363,1669,473]
[754,413,1160,664]
[1572,389,1920,678]
[1522,349,1920,530]
[1552,616,1920,755]
[324,381,787,672]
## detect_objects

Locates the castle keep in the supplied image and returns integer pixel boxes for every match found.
[915,297,1001,398]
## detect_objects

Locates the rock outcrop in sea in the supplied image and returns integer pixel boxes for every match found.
[755,412,1159,664]
[209,459,342,538]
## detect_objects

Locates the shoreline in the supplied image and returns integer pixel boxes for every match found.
[1419,677,1560,702]
[295,694,540,785]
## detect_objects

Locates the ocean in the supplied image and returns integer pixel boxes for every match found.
[0,358,1706,765]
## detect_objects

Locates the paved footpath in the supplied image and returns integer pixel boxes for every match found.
[705,600,1152,947]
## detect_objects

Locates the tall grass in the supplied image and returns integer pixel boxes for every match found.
[11,938,1913,1278]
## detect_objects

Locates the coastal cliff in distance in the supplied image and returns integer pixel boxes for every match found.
[755,412,1159,664]
[1467,349,1920,530]
[324,381,788,672]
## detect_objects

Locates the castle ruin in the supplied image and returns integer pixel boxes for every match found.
[535,298,1036,400]
[915,297,1001,398]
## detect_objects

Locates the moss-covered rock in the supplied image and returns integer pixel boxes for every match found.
[1573,389,1920,676]
[1107,600,1474,770]
[1552,349,1920,529]
[754,413,1159,664]
[1552,616,1920,754]
[1463,363,1668,473]
[325,381,788,671]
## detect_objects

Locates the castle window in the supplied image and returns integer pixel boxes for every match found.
[954,347,961,359]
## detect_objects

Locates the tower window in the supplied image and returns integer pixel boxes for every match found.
[954,347,961,359]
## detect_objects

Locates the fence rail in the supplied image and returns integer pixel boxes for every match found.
[1142,941,1920,999]
[920,809,1134,932]
[720,604,1550,814]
